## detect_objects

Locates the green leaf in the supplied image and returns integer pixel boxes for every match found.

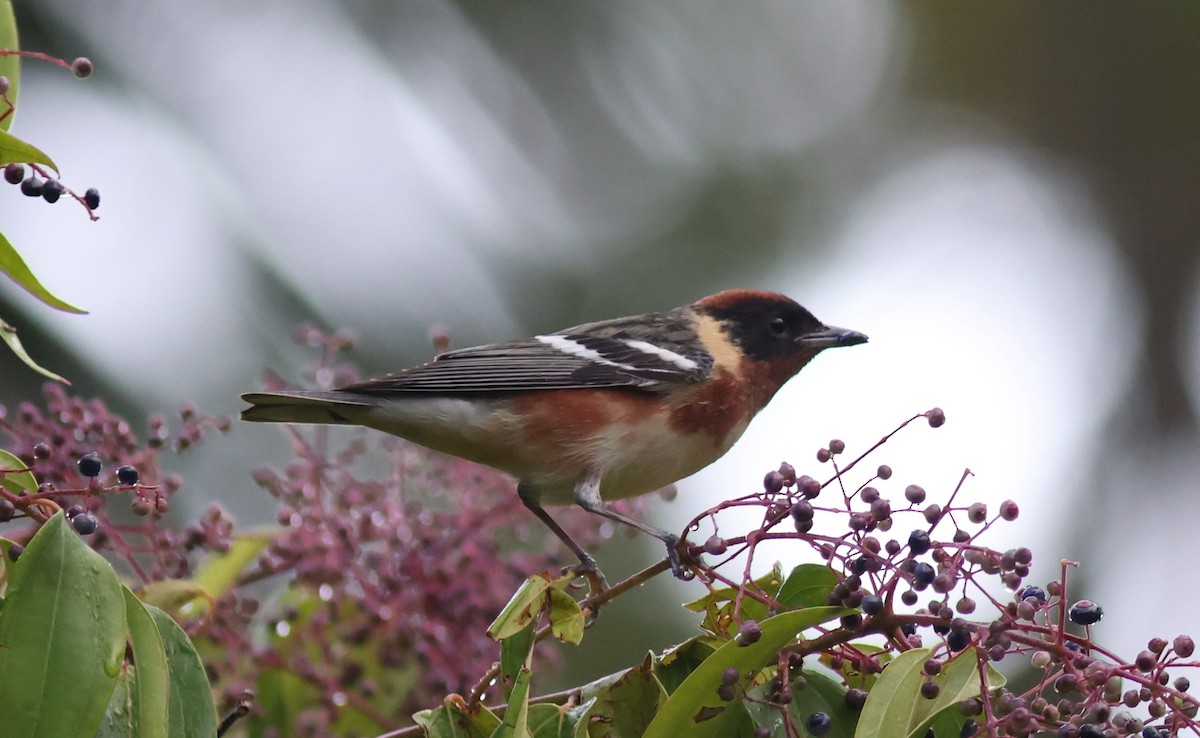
[579,654,666,738]
[0,535,17,579]
[488,574,552,640]
[0,0,19,131]
[643,607,848,738]
[774,564,839,610]
[0,316,69,383]
[491,666,532,738]
[0,232,85,313]
[822,642,892,692]
[190,529,275,602]
[122,587,171,737]
[137,578,212,616]
[854,648,1004,738]
[0,447,37,494]
[744,669,859,738]
[547,588,584,645]
[910,649,1005,736]
[0,128,57,171]
[526,699,596,738]
[413,699,500,738]
[0,512,126,737]
[146,604,219,737]
[683,562,784,637]
[652,638,718,696]
[96,669,137,738]
[922,709,974,738]
[499,623,536,701]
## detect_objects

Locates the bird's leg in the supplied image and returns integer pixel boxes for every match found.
[517,484,609,598]
[572,472,695,581]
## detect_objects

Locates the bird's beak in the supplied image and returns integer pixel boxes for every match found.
[798,324,868,349]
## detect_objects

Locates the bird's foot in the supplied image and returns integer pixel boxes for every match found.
[663,534,696,580]
[564,555,609,624]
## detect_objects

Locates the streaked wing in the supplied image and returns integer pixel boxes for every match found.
[341,311,713,395]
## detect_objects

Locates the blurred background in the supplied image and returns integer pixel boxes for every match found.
[4,1,1198,691]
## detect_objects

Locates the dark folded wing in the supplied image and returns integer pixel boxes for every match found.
[341,315,713,395]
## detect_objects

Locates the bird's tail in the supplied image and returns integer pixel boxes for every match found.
[240,391,374,425]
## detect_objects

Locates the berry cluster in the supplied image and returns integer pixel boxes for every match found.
[681,409,1200,737]
[3,162,100,211]
[2,53,100,216]
[0,383,230,579]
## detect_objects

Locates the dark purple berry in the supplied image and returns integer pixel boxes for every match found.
[736,620,761,646]
[920,679,940,699]
[816,447,831,463]
[716,683,736,701]
[805,712,832,736]
[77,452,102,477]
[4,163,23,185]
[828,439,846,455]
[7,542,23,561]
[40,179,64,203]
[908,529,931,555]
[1135,651,1157,672]
[721,667,739,685]
[116,465,139,486]
[777,462,796,485]
[763,470,784,493]
[72,511,98,535]
[790,501,814,523]
[912,562,935,589]
[967,502,987,524]
[999,499,1019,521]
[876,464,892,480]
[922,504,942,524]
[71,57,94,78]
[20,177,42,197]
[83,188,100,210]
[861,594,883,616]
[703,535,727,556]
[0,498,15,521]
[1017,585,1047,603]
[926,407,946,427]
[845,688,867,710]
[1069,600,1103,626]
[1174,635,1195,658]
[797,475,821,498]
[32,441,51,459]
[905,484,926,504]
[947,630,970,651]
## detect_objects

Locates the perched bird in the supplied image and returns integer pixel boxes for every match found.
[242,290,866,585]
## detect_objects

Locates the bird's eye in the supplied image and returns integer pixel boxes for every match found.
[768,316,788,336]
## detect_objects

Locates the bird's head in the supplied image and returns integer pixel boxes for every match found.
[694,289,867,391]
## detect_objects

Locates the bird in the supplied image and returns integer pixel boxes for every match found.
[241,289,866,588]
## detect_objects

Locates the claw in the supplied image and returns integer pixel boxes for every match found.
[567,554,608,625]
[663,534,696,580]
